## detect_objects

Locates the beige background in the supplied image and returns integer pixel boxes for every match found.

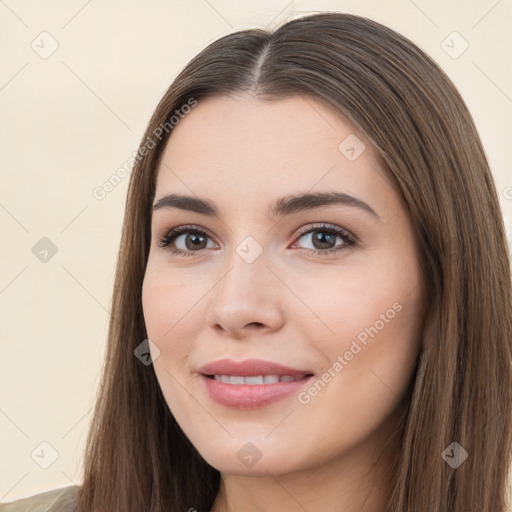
[1,0,511,502]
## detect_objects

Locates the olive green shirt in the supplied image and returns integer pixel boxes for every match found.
[0,486,78,512]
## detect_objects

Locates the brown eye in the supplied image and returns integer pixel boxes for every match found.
[158,225,217,256]
[293,223,356,256]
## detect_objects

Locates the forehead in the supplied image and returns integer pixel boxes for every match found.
[155,94,395,214]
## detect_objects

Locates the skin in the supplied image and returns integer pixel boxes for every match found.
[142,93,425,512]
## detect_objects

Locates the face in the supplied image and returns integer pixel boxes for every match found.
[142,94,424,477]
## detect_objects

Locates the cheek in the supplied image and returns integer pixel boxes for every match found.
[294,263,407,344]
[141,267,168,339]
[141,266,197,417]
[298,259,423,397]
[141,265,191,365]
[142,261,199,339]
[293,282,422,456]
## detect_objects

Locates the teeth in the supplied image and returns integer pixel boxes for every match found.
[245,375,264,385]
[212,374,304,385]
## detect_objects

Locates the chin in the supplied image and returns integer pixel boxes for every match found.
[204,454,292,476]
[190,436,308,477]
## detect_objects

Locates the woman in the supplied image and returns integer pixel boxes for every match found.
[3,11,510,512]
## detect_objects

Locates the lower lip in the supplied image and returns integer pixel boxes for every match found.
[201,374,313,409]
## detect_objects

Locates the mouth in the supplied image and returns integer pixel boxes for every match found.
[197,358,315,409]
[204,374,311,384]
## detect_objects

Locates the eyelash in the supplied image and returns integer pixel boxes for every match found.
[157,223,357,258]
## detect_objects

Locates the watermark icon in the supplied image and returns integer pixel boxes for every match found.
[32,237,58,263]
[31,441,59,469]
[503,186,512,201]
[441,442,468,468]
[297,301,403,405]
[237,442,262,468]
[31,31,59,59]
[92,97,197,200]
[338,133,366,161]
[236,236,263,263]
[441,31,469,59]
[134,339,161,366]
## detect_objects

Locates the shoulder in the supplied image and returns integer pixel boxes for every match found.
[0,485,78,512]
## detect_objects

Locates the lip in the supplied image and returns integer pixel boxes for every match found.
[198,358,313,377]
[198,358,314,409]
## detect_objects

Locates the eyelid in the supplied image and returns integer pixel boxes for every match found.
[290,223,357,251]
[295,222,356,240]
[157,224,218,248]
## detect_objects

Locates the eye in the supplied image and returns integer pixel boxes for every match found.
[157,222,357,257]
[157,225,217,256]
[291,223,356,256]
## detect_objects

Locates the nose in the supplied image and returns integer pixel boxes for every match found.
[205,249,285,338]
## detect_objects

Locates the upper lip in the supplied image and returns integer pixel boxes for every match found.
[198,358,314,377]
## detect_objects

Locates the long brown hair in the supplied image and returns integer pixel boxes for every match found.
[72,12,512,512]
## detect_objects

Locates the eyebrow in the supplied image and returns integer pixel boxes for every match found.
[152,191,380,220]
